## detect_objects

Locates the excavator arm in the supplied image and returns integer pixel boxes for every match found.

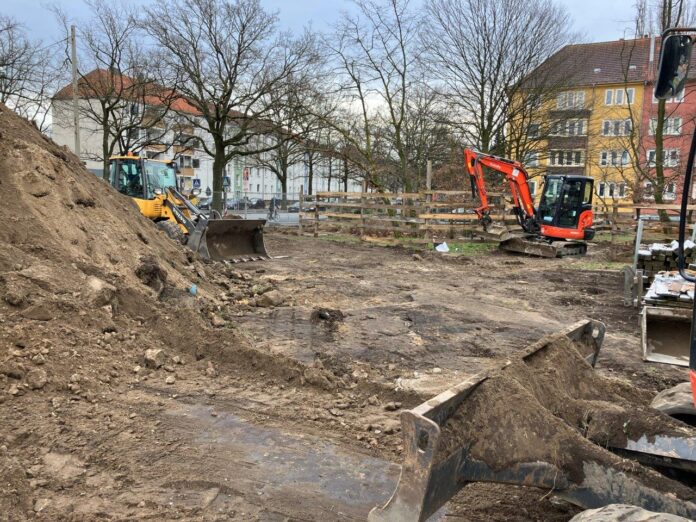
[464,148,538,234]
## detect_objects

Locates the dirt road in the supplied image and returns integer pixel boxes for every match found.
[6,232,684,521]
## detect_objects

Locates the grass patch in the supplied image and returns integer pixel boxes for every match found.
[568,260,627,271]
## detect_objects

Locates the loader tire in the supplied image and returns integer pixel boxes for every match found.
[156,221,186,244]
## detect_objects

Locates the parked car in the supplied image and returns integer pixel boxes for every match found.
[288,202,301,213]
[250,198,265,209]
[196,197,212,211]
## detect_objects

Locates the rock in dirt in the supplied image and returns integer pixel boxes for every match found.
[42,452,85,482]
[384,401,402,411]
[143,349,165,369]
[165,375,176,385]
[25,368,47,390]
[651,381,696,417]
[135,256,168,293]
[85,276,116,307]
[256,290,285,308]
[210,314,227,327]
[570,504,690,521]
[303,367,336,391]
[20,303,53,321]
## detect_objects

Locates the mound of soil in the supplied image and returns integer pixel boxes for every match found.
[437,335,695,501]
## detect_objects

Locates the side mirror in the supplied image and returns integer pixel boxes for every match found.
[655,33,692,99]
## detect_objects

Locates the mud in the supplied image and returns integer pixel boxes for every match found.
[0,102,692,521]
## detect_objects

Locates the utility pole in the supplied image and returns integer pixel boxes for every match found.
[70,25,81,160]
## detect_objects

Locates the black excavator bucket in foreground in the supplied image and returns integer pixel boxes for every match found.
[188,218,269,263]
[369,320,696,522]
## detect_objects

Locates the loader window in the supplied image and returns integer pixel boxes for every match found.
[111,160,144,198]
[143,161,177,199]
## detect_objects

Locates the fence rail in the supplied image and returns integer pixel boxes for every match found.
[297,190,696,241]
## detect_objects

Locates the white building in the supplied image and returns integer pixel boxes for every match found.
[51,69,363,201]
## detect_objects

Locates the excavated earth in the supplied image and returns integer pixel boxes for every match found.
[0,103,692,521]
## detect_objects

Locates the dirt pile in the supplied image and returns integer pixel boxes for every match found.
[437,335,695,501]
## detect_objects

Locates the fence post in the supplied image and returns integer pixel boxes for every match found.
[423,160,432,238]
[360,180,367,237]
[314,194,319,238]
[298,185,304,236]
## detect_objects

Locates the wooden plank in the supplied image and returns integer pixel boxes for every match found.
[417,213,508,221]
[316,191,420,198]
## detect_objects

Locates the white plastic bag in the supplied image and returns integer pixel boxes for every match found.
[435,242,449,253]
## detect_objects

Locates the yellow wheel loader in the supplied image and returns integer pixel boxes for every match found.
[108,155,269,262]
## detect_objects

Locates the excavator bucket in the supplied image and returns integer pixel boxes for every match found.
[642,306,691,367]
[369,320,696,522]
[188,218,269,263]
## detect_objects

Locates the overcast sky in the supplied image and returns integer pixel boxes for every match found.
[3,0,639,47]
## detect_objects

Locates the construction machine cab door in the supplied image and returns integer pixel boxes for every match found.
[538,176,592,230]
[109,158,146,199]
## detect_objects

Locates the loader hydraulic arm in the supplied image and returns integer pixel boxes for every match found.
[464,148,537,233]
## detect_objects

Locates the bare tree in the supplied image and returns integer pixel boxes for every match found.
[0,16,62,132]
[54,1,176,178]
[145,0,318,213]
[317,0,418,190]
[422,0,576,155]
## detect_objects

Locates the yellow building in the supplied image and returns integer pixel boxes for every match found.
[516,37,657,203]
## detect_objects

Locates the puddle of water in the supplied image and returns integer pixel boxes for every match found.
[166,402,401,518]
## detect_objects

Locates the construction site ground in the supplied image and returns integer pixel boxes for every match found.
[0,104,689,521]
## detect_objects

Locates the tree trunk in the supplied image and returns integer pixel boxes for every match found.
[327,157,332,191]
[102,118,111,181]
[211,141,226,214]
[343,156,348,192]
[654,98,670,230]
[281,174,288,209]
[308,154,314,196]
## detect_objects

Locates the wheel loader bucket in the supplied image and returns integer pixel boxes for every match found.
[188,218,269,263]
[369,320,696,522]
[641,306,691,367]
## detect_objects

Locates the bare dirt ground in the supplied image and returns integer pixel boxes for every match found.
[0,104,690,521]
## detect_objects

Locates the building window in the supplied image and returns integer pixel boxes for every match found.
[599,150,630,167]
[556,91,585,109]
[127,127,141,141]
[528,180,537,197]
[179,155,192,169]
[527,123,540,138]
[653,89,684,103]
[524,151,539,167]
[647,149,680,168]
[602,119,632,136]
[598,182,605,197]
[649,117,682,135]
[664,182,677,200]
[549,149,584,166]
[604,88,635,105]
[550,119,586,136]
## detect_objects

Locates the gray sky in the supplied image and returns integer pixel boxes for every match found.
[2,0,639,46]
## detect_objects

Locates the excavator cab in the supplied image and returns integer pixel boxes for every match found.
[537,175,595,240]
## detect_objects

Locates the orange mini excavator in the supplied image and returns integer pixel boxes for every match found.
[464,148,595,257]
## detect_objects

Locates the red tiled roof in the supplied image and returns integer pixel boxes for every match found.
[53,69,202,116]
[526,36,696,88]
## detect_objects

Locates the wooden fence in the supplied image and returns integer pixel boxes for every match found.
[297,190,696,242]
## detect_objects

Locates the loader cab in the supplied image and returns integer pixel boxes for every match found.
[537,175,594,232]
[108,156,178,200]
